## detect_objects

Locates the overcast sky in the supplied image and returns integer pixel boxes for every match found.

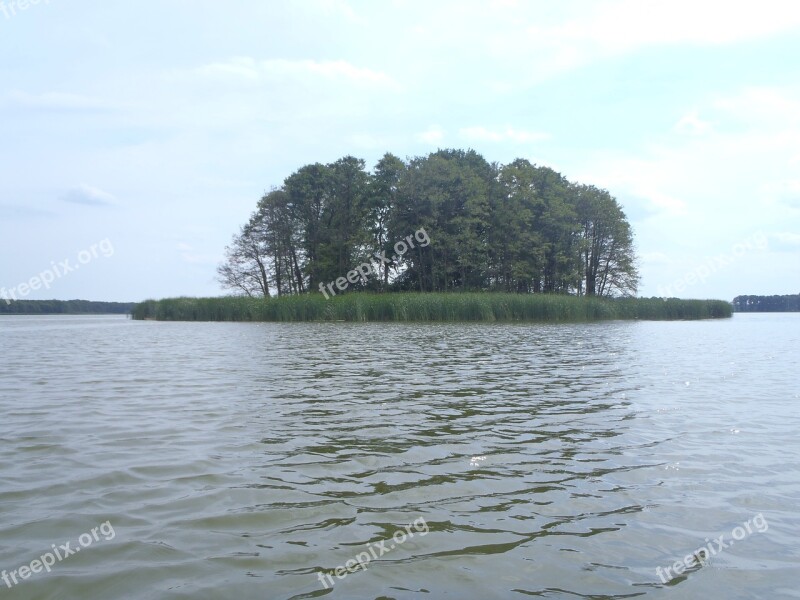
[1,0,799,302]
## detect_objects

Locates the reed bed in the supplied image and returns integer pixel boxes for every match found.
[131,293,732,322]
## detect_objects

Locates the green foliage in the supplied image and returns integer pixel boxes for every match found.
[132,294,732,322]
[733,294,800,312]
[0,300,134,314]
[218,149,640,299]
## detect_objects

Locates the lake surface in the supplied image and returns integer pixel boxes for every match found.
[1,314,798,599]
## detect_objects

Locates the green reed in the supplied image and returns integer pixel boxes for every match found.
[131,293,733,322]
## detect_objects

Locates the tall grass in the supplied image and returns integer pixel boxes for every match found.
[131,293,733,322]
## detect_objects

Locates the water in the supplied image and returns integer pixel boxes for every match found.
[1,314,798,599]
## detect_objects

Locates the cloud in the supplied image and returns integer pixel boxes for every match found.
[177,242,219,265]
[0,204,56,219]
[674,110,712,135]
[310,0,367,24]
[459,126,550,143]
[555,0,800,48]
[62,185,117,206]
[415,126,445,144]
[761,179,800,209]
[348,132,392,149]
[640,251,673,266]
[3,90,109,111]
[577,154,689,218]
[713,87,800,127]
[769,231,800,250]
[192,57,401,90]
[582,86,800,218]
[470,0,800,85]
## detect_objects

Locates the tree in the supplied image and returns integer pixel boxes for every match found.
[392,150,492,292]
[257,189,305,296]
[217,149,640,299]
[284,163,332,292]
[491,159,545,292]
[217,214,271,297]
[528,166,581,293]
[326,156,371,287]
[370,153,406,288]
[573,184,639,297]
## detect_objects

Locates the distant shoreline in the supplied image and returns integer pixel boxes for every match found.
[0,300,134,315]
[131,293,732,322]
[733,294,800,312]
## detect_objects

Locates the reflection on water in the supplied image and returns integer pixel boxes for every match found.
[0,314,798,599]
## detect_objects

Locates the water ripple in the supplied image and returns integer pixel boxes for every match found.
[0,314,798,599]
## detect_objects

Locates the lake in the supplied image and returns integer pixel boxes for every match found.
[1,314,798,599]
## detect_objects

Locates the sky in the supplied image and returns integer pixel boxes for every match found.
[1,0,799,303]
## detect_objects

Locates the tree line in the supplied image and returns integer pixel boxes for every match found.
[733,294,800,312]
[0,300,135,314]
[218,149,639,298]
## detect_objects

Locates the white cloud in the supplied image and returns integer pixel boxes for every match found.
[311,0,367,24]
[416,126,445,144]
[674,110,712,135]
[474,0,800,83]
[584,86,800,218]
[62,185,117,206]
[770,232,800,249]
[460,126,550,143]
[640,252,673,266]
[713,87,800,126]
[194,57,261,80]
[760,179,800,209]
[4,90,108,111]
[177,242,219,266]
[348,132,392,149]
[192,57,401,90]
[550,0,800,49]
[578,154,689,218]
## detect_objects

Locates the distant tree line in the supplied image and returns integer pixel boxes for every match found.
[733,294,800,312]
[218,149,639,298]
[0,300,134,314]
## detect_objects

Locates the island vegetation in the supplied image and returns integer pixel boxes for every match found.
[217,149,639,298]
[132,294,732,322]
[133,149,734,323]
[733,294,800,312]
[0,300,134,315]
[132,149,731,322]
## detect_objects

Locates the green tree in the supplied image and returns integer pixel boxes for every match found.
[492,159,545,292]
[369,153,406,288]
[218,149,640,300]
[217,214,272,297]
[573,184,639,296]
[283,163,332,292]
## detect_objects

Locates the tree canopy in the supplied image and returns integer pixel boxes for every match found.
[0,300,134,314]
[733,294,800,312]
[218,149,639,298]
